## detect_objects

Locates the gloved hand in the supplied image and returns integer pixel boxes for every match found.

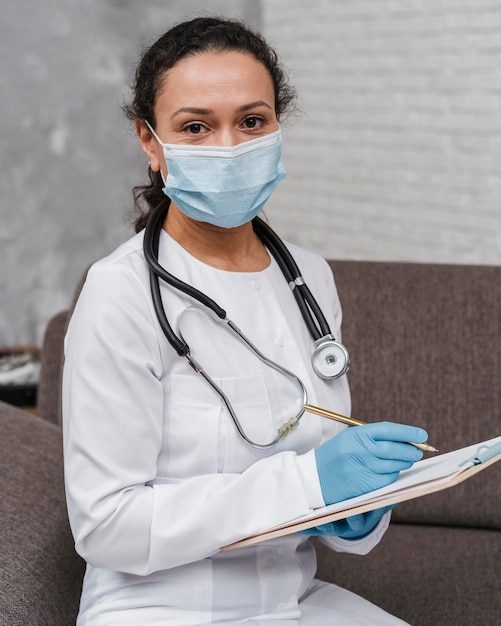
[300,505,396,540]
[315,422,428,505]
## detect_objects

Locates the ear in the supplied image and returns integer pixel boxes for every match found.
[135,120,164,173]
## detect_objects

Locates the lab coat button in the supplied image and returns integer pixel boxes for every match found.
[276,546,285,555]
[275,336,284,347]
[251,281,260,289]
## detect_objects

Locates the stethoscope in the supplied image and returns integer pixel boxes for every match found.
[143,201,350,449]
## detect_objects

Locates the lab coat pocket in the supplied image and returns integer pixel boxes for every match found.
[168,373,274,476]
[219,374,275,449]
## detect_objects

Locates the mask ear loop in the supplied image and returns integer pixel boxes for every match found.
[144,119,163,145]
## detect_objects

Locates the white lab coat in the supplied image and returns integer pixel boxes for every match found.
[62,230,408,625]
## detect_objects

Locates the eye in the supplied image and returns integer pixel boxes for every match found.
[242,116,264,130]
[183,123,207,135]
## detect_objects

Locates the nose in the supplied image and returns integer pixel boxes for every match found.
[214,128,243,147]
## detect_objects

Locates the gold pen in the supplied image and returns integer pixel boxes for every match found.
[304,404,439,453]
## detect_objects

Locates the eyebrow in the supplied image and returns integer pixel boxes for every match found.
[237,100,273,113]
[170,100,273,119]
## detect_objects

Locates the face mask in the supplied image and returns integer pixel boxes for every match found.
[145,122,286,228]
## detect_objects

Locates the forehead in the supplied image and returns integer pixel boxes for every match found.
[155,50,275,110]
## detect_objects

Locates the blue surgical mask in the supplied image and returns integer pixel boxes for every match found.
[145,122,286,228]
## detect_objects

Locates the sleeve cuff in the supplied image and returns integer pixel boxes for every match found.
[295,449,326,510]
[317,510,392,555]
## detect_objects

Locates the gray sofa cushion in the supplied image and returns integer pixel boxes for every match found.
[0,400,84,625]
[315,523,501,626]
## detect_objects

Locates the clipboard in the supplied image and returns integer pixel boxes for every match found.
[221,435,501,551]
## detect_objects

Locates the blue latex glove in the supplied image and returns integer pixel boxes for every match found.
[300,505,396,540]
[315,422,428,506]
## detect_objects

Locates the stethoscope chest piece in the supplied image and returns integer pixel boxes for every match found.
[312,336,350,379]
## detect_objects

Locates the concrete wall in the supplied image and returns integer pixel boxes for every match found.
[0,0,260,346]
[263,0,501,264]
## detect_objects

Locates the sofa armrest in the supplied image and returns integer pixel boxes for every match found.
[0,400,84,625]
[37,310,69,426]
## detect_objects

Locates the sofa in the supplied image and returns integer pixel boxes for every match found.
[0,260,499,625]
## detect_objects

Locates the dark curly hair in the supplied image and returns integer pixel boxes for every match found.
[123,16,297,232]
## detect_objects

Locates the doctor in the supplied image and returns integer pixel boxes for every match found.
[62,16,427,625]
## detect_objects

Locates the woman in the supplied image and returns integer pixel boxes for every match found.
[62,16,427,625]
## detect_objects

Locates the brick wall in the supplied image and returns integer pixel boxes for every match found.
[262,0,501,264]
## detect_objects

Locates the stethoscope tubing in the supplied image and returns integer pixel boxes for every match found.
[144,201,228,355]
[252,217,331,340]
[145,200,334,346]
[143,200,349,447]
[176,306,308,449]
[144,201,311,448]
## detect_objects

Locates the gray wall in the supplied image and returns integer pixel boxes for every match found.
[0,0,261,347]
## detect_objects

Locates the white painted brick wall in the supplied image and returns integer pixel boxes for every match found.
[262,0,501,264]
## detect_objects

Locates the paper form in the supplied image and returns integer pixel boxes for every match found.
[222,435,501,551]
